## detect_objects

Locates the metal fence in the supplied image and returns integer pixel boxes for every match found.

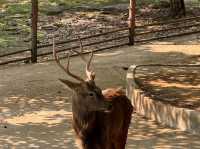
[0,0,200,66]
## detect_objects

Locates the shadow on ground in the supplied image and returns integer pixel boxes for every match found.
[136,66,200,111]
[0,43,200,148]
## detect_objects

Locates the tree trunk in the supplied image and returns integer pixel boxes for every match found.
[170,0,186,17]
[31,0,38,63]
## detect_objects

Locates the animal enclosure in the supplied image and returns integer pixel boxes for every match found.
[0,0,199,66]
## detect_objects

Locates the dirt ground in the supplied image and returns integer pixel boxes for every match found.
[0,34,200,148]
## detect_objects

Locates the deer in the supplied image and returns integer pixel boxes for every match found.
[53,38,133,149]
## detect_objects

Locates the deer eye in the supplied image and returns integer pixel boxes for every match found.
[88,92,95,97]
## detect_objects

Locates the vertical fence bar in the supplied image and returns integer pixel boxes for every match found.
[31,0,38,63]
[128,0,136,45]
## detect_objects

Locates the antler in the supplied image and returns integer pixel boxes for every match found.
[53,37,84,82]
[72,36,95,81]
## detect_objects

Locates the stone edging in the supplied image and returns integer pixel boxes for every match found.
[126,65,200,135]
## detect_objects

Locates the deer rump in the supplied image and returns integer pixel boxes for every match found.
[73,88,133,149]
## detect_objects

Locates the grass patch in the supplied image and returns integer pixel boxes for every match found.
[6,2,31,15]
[0,35,16,48]
[0,0,199,50]
[44,0,129,7]
[39,0,129,14]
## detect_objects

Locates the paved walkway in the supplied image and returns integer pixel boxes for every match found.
[0,42,200,148]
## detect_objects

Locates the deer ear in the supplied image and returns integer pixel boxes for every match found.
[59,79,80,90]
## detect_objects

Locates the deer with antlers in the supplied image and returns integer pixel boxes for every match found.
[53,38,133,149]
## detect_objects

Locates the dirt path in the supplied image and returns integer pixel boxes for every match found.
[0,42,200,148]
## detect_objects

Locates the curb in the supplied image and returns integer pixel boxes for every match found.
[126,65,200,135]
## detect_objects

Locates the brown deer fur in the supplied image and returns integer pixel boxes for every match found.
[53,38,133,149]
[73,87,133,149]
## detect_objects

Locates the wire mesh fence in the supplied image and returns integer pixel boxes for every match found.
[0,0,200,65]
[134,0,200,43]
[0,0,131,65]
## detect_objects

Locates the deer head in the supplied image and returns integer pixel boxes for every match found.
[53,38,112,113]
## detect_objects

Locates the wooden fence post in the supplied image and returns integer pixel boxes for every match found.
[31,0,38,63]
[128,0,136,45]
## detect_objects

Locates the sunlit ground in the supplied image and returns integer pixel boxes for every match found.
[0,110,200,148]
[0,42,200,148]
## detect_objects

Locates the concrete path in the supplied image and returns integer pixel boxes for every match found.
[0,42,200,148]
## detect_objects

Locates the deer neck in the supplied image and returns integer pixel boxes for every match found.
[72,101,96,130]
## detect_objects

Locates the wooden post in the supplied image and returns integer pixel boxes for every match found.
[128,0,136,45]
[31,0,38,63]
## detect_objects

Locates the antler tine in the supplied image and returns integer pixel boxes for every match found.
[71,36,95,80]
[76,36,87,62]
[86,50,95,80]
[77,36,95,80]
[52,37,84,82]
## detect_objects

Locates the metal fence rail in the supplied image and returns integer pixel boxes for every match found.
[0,29,129,65]
[0,0,200,66]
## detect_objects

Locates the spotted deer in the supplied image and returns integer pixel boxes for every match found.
[53,38,133,149]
